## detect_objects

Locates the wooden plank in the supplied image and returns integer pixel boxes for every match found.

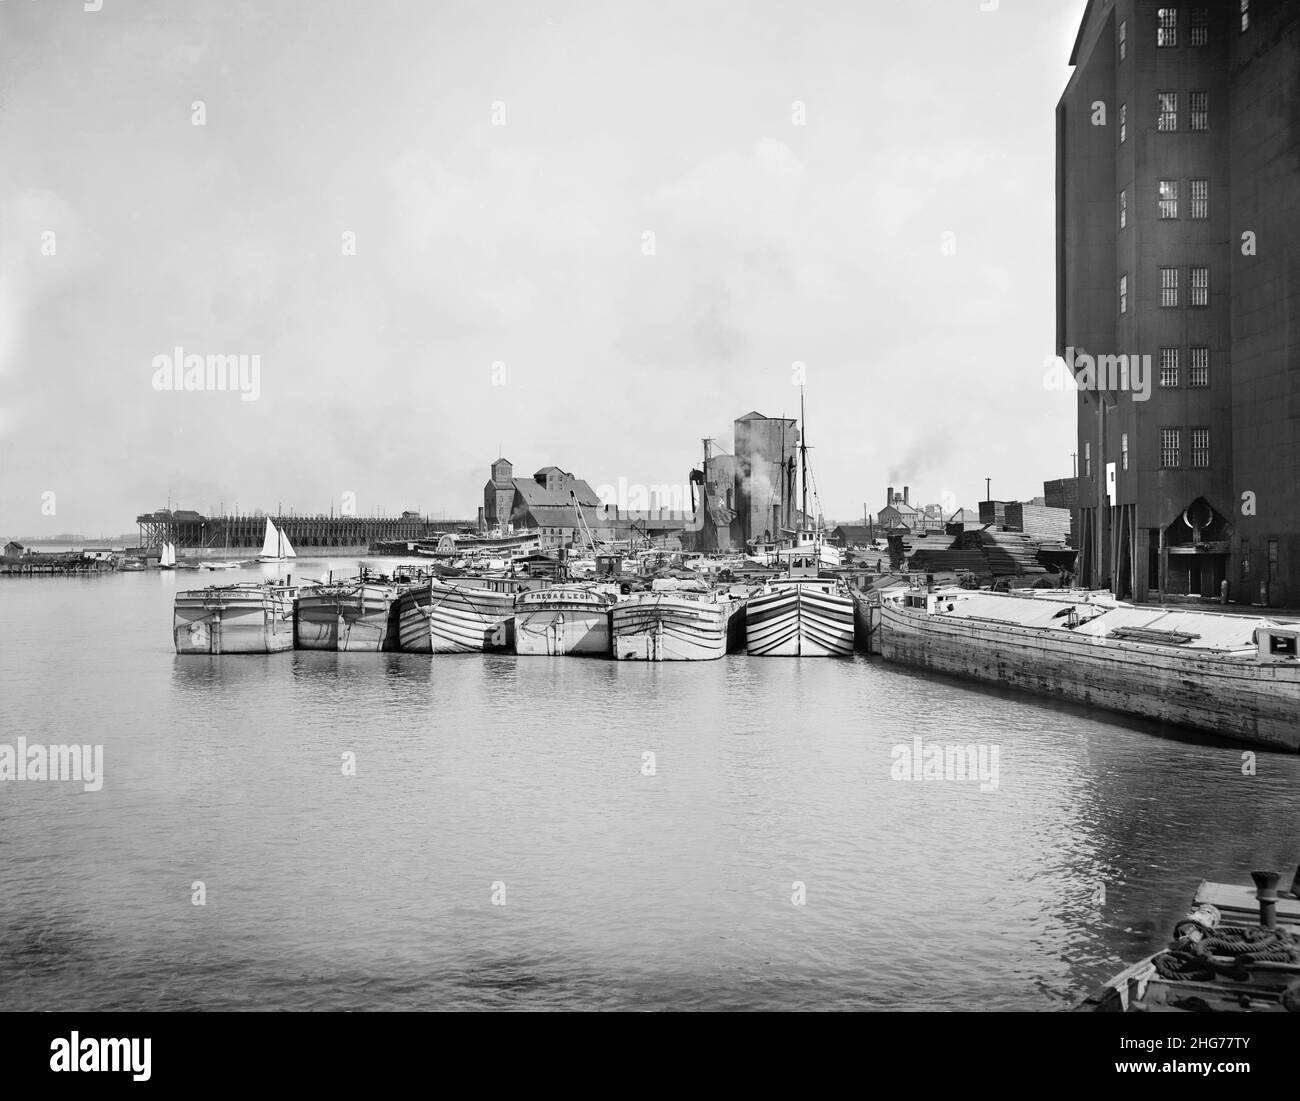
[1194,880,1300,922]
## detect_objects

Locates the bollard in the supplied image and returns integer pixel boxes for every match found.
[1221,579,1229,605]
[1251,870,1281,929]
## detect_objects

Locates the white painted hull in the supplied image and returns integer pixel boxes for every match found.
[610,593,743,661]
[514,587,614,656]
[397,580,517,653]
[174,584,297,654]
[878,600,1300,751]
[745,584,856,656]
[295,583,399,651]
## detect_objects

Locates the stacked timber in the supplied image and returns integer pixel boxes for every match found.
[960,529,1049,577]
[906,548,992,580]
[1004,502,1072,544]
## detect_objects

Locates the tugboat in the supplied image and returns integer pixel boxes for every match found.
[1078,866,1300,1012]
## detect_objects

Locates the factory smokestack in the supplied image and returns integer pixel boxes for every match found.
[904,486,910,506]
[886,486,894,507]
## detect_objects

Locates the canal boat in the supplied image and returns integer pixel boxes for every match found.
[295,576,401,651]
[396,576,542,653]
[173,580,298,654]
[745,577,859,656]
[514,583,618,657]
[877,586,1300,751]
[1078,868,1300,1012]
[610,581,746,661]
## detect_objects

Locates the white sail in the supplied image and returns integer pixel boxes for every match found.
[162,542,175,567]
[280,526,296,558]
[259,517,280,558]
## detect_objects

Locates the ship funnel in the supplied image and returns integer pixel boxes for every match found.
[1251,870,1281,929]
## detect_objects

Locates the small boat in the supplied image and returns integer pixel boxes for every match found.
[173,580,298,654]
[294,576,402,651]
[745,577,858,656]
[204,561,239,571]
[256,517,298,563]
[610,580,746,661]
[119,558,146,572]
[514,583,618,657]
[158,542,178,570]
[1078,867,1300,1012]
[396,576,539,653]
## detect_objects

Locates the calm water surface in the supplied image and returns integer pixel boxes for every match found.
[2,562,1297,1010]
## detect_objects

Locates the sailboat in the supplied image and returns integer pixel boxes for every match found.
[745,389,860,657]
[158,541,177,570]
[256,517,298,563]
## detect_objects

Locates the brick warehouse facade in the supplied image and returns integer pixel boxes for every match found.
[1058,0,1300,604]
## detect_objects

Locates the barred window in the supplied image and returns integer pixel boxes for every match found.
[1121,433,1129,471]
[1190,178,1208,219]
[1120,102,1127,143]
[1158,92,1178,131]
[1158,8,1178,47]
[1120,19,1127,60]
[1190,346,1209,387]
[1190,9,1209,46]
[1191,266,1209,307]
[1160,267,1178,307]
[1191,427,1210,468]
[1159,179,1178,219]
[1161,429,1181,469]
[1120,188,1127,229]
[1160,348,1180,388]
[1190,91,1208,131]
[1242,1,1250,33]
[1120,274,1128,314]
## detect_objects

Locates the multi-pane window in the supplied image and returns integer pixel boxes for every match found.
[1120,189,1127,229]
[1160,348,1180,387]
[1159,179,1178,219]
[1190,91,1208,131]
[1242,1,1251,33]
[1158,92,1178,131]
[1120,274,1128,314]
[1120,19,1127,60]
[1269,538,1279,581]
[1158,7,1178,47]
[1160,267,1179,307]
[1191,266,1209,307]
[1161,429,1181,469]
[1190,9,1209,46]
[1120,103,1127,143]
[1121,433,1129,471]
[1191,427,1210,468]
[1084,442,1091,478]
[1190,178,1209,219]
[1190,346,1209,387]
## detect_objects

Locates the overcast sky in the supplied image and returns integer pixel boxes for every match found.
[0,0,1088,537]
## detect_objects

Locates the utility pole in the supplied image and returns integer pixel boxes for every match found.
[1071,452,1077,479]
[984,477,991,502]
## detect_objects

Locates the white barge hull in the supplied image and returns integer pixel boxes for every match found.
[174,584,297,654]
[745,585,856,656]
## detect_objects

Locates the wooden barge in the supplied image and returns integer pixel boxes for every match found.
[1079,869,1300,1012]
[878,587,1300,751]
[174,581,298,654]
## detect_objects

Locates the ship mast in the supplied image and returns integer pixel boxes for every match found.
[799,386,808,534]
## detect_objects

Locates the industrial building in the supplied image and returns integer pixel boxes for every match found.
[1058,0,1300,603]
[697,411,802,552]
